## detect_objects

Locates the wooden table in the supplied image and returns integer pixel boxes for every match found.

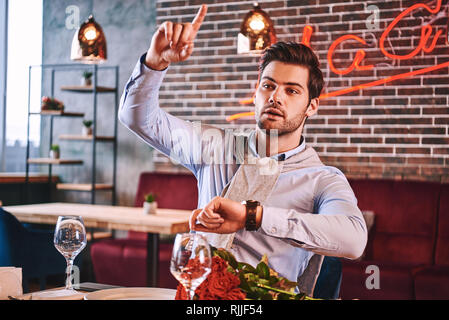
[3,202,192,287]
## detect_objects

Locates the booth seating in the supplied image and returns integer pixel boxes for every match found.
[90,172,198,288]
[91,172,449,299]
[340,179,449,300]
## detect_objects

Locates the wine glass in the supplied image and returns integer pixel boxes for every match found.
[53,216,87,292]
[170,233,211,300]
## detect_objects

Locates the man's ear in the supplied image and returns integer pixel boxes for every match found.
[306,98,319,117]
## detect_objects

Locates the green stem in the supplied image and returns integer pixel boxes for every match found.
[256,283,297,296]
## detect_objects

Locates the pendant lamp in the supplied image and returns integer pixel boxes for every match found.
[70,15,107,64]
[238,2,276,54]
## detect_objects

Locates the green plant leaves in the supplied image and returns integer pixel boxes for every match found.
[209,247,315,300]
[256,262,270,279]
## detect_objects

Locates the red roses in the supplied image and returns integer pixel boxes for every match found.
[175,255,246,300]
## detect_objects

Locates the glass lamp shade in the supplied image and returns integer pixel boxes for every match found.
[238,3,276,54]
[70,15,107,64]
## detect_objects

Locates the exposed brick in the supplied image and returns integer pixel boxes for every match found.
[422,107,449,114]
[385,138,420,144]
[352,108,420,115]
[327,146,358,153]
[422,138,449,145]
[288,0,318,6]
[435,118,449,124]
[374,128,409,135]
[328,118,359,125]
[339,128,371,134]
[317,137,348,143]
[433,148,449,155]
[409,128,446,135]
[407,158,445,165]
[435,87,449,95]
[154,0,449,180]
[300,6,329,15]
[412,98,447,106]
[396,147,431,155]
[362,118,432,125]
[361,147,394,154]
[306,128,337,134]
[374,98,409,106]
[370,157,406,164]
[397,88,434,96]
[333,3,364,13]
[318,108,348,115]
[351,137,383,144]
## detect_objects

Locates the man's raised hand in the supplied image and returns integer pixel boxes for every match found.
[145,4,207,70]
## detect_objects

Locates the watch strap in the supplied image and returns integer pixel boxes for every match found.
[243,200,260,231]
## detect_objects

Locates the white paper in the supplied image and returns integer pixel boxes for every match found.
[0,267,23,300]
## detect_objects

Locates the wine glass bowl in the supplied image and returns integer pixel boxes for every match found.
[53,216,87,291]
[170,233,211,300]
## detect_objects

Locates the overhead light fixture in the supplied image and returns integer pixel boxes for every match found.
[70,15,107,64]
[238,2,276,55]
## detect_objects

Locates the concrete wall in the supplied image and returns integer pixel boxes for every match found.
[42,0,157,205]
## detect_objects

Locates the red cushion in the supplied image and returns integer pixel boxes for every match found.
[435,185,449,266]
[134,172,198,208]
[348,179,440,265]
[340,260,416,300]
[413,266,449,300]
[128,172,198,241]
[91,240,177,289]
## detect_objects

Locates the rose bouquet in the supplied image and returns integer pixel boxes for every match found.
[175,246,313,300]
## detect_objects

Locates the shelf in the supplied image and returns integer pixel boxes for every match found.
[56,183,114,191]
[27,158,83,165]
[61,85,116,93]
[25,63,119,205]
[32,110,85,117]
[0,173,59,184]
[58,134,116,142]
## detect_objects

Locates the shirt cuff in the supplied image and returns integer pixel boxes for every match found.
[126,53,168,92]
[260,206,290,238]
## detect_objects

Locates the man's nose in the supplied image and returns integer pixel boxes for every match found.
[269,88,282,106]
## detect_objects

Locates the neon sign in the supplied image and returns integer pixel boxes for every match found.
[227,0,447,122]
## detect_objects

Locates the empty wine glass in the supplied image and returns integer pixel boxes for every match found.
[54,216,87,291]
[170,233,211,300]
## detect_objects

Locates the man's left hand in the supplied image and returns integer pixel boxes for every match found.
[189,196,246,234]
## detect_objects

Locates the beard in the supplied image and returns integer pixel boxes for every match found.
[257,105,308,136]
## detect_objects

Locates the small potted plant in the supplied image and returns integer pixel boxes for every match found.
[49,144,60,159]
[81,71,93,86]
[41,96,64,112]
[143,193,157,215]
[82,120,93,136]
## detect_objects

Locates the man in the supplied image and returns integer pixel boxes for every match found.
[119,5,367,296]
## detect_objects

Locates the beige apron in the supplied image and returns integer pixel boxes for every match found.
[199,136,326,296]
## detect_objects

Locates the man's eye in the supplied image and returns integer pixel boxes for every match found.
[287,88,299,94]
[262,83,273,89]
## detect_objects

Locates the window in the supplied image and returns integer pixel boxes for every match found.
[0,0,7,171]
[3,0,43,172]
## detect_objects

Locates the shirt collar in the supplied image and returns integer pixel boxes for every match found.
[248,130,306,161]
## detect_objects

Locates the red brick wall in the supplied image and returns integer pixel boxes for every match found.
[154,0,449,182]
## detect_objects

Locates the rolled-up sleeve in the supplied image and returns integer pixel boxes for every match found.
[260,171,368,260]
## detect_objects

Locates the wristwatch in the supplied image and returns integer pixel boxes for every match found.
[242,200,260,231]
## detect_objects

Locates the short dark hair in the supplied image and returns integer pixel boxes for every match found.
[259,42,324,101]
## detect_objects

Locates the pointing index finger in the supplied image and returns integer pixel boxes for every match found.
[191,4,207,33]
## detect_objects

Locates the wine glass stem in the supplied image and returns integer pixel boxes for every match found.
[189,288,195,301]
[65,258,74,290]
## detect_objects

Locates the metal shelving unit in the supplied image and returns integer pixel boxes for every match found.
[25,63,119,205]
